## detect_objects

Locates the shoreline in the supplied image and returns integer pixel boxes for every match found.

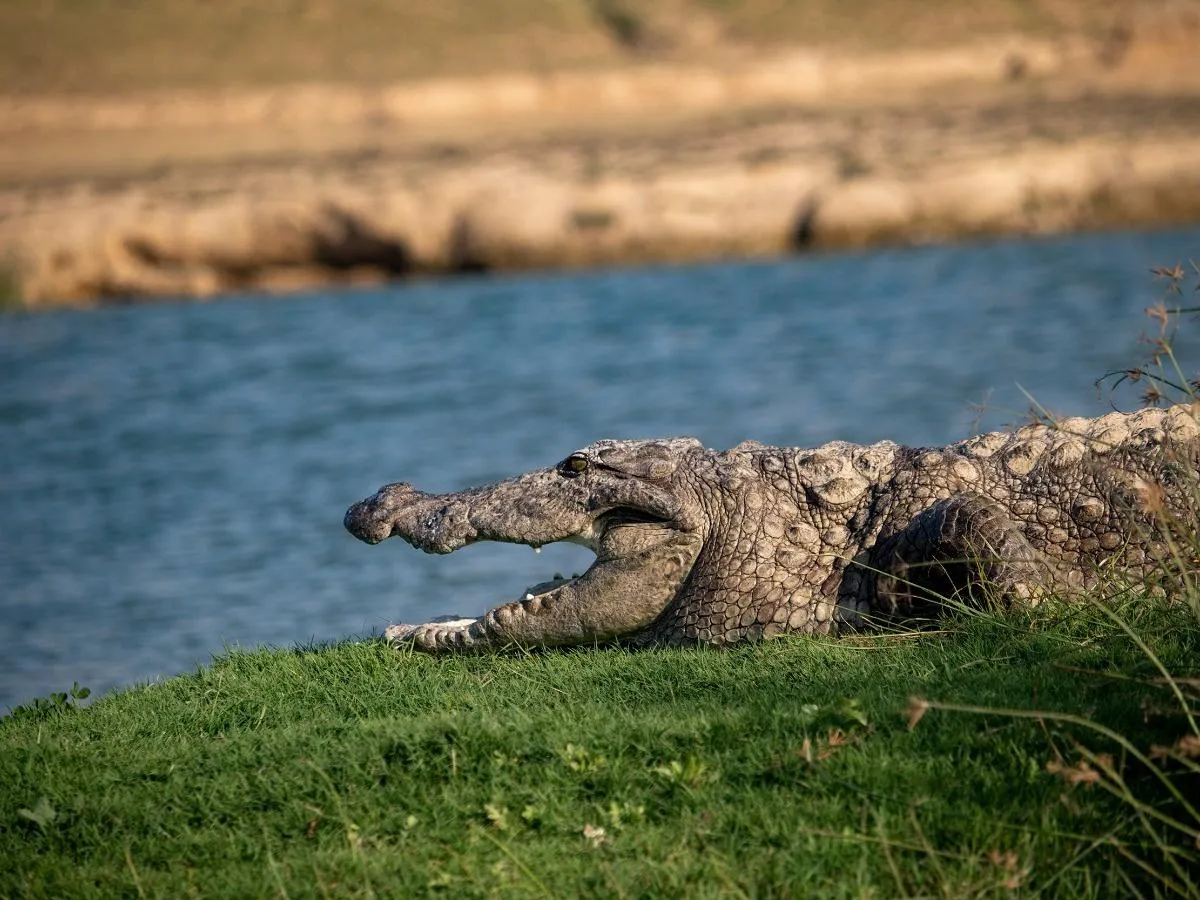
[2,29,1199,308]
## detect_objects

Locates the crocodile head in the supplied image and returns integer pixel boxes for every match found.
[344,438,710,648]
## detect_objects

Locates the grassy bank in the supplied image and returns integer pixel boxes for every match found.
[0,0,1133,94]
[2,599,1197,897]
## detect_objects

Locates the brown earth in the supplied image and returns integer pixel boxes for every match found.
[1,2,1199,307]
[0,0,1149,95]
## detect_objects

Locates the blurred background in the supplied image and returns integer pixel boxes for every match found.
[1,1,1199,710]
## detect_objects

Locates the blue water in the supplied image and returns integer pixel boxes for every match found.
[2,226,1198,711]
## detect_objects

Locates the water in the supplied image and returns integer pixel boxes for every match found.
[2,226,1198,711]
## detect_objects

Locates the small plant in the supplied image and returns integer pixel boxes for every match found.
[601,800,645,831]
[650,754,714,788]
[559,743,607,774]
[1100,259,1200,407]
[483,802,511,832]
[17,796,57,832]
[4,682,90,722]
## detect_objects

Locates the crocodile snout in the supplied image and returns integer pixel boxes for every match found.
[344,482,422,544]
[343,499,390,544]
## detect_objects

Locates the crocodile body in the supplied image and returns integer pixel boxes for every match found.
[344,404,1200,652]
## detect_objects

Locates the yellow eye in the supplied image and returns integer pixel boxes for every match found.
[566,456,588,473]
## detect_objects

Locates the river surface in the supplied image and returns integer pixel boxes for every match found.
[3,226,1199,711]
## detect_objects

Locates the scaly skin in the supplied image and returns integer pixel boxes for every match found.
[344,404,1200,652]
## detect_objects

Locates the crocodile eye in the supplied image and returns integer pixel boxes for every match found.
[563,455,589,475]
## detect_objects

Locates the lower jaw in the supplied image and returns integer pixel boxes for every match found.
[519,573,579,601]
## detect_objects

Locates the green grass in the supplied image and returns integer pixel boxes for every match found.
[2,599,1197,897]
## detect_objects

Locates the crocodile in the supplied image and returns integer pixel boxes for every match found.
[344,403,1200,652]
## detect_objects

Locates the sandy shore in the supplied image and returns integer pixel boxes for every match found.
[2,27,1198,308]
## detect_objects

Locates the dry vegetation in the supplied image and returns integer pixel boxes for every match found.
[0,0,1155,94]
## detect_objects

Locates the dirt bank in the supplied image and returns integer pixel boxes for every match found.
[2,16,1199,307]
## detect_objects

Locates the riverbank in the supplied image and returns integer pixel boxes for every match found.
[2,600,1196,895]
[2,3,1199,307]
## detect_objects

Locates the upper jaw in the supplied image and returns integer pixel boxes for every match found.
[343,491,399,544]
[345,461,693,556]
[344,480,606,554]
[344,482,469,550]
[562,521,602,552]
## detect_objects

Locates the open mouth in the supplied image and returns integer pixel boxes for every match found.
[507,506,676,598]
[382,517,611,643]
[513,515,607,600]
[358,482,693,646]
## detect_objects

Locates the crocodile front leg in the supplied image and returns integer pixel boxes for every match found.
[867,493,1055,618]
